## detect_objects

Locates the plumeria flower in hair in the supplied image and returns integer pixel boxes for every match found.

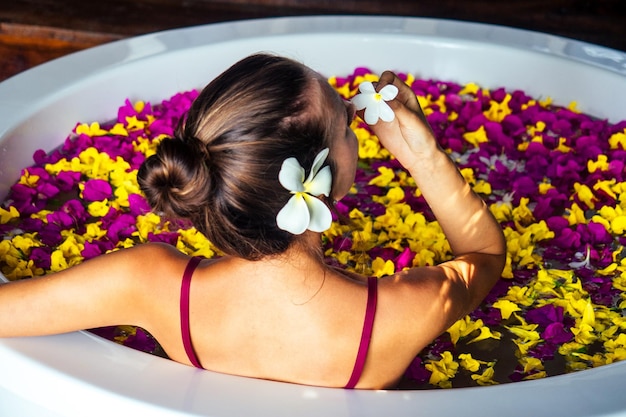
[352,81,398,125]
[276,148,333,235]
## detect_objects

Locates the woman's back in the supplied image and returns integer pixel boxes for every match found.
[134,242,474,389]
[138,243,385,388]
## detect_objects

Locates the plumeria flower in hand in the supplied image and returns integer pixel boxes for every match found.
[276,148,333,235]
[352,81,398,125]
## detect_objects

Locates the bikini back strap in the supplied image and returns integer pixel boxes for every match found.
[344,276,378,389]
[180,256,203,369]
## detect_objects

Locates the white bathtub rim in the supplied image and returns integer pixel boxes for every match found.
[2,330,626,417]
[1,15,626,417]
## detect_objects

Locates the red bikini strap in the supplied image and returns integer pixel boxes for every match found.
[344,276,378,389]
[180,256,203,369]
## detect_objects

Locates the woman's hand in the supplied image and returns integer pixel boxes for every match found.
[359,71,439,173]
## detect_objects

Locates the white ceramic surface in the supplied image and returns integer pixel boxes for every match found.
[1,16,626,417]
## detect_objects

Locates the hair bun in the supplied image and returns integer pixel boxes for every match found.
[138,137,211,219]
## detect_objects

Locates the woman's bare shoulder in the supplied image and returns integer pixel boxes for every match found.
[375,265,468,344]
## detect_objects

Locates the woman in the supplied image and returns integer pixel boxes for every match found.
[0,54,506,389]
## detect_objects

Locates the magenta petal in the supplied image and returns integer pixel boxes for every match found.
[526,304,563,327]
[542,322,573,344]
[82,179,112,202]
[404,357,431,383]
[55,171,81,192]
[128,194,152,217]
[30,247,52,269]
[394,247,415,270]
[585,221,613,244]
[81,241,103,260]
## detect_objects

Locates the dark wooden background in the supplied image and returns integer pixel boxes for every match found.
[1,0,625,82]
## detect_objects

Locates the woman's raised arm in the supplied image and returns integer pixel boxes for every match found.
[363,71,506,328]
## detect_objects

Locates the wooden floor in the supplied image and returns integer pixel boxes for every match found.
[1,0,625,82]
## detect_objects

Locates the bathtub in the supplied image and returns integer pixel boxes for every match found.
[1,16,626,417]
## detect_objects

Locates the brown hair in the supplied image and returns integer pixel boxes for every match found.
[138,54,335,260]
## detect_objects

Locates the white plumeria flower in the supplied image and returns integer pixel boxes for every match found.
[351,81,398,125]
[276,148,333,235]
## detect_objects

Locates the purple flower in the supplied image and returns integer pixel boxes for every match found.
[82,179,112,202]
[577,222,613,245]
[542,322,573,344]
[552,228,581,249]
[394,247,415,271]
[404,357,431,383]
[128,194,151,217]
[526,304,564,327]
[81,241,104,260]
[55,171,82,192]
[148,232,179,246]
[30,247,52,269]
[37,226,63,247]
[105,213,137,243]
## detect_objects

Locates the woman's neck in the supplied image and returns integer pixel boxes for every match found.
[226,231,329,302]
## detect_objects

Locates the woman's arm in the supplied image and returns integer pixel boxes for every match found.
[0,243,177,338]
[364,71,506,327]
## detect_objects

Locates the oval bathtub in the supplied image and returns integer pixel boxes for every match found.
[1,16,626,417]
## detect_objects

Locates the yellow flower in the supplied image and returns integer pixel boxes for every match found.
[484,94,512,122]
[573,183,597,209]
[523,371,547,381]
[328,76,352,99]
[571,300,597,345]
[18,169,40,187]
[538,181,554,194]
[554,137,572,153]
[505,323,540,342]
[567,101,580,112]
[353,74,379,86]
[504,285,535,307]
[511,197,534,224]
[492,299,521,320]
[50,249,70,272]
[124,116,147,131]
[425,351,459,388]
[58,235,84,261]
[468,326,502,344]
[84,222,106,240]
[0,206,20,223]
[11,235,39,254]
[371,257,395,278]
[75,122,108,137]
[356,129,385,159]
[567,203,587,225]
[176,228,217,258]
[539,97,553,107]
[593,179,617,200]
[447,316,483,345]
[588,155,610,173]
[608,129,626,150]
[471,366,498,386]
[108,123,128,136]
[459,82,480,95]
[87,201,112,217]
[458,353,482,372]
[490,202,513,223]
[133,213,164,241]
[463,126,489,147]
